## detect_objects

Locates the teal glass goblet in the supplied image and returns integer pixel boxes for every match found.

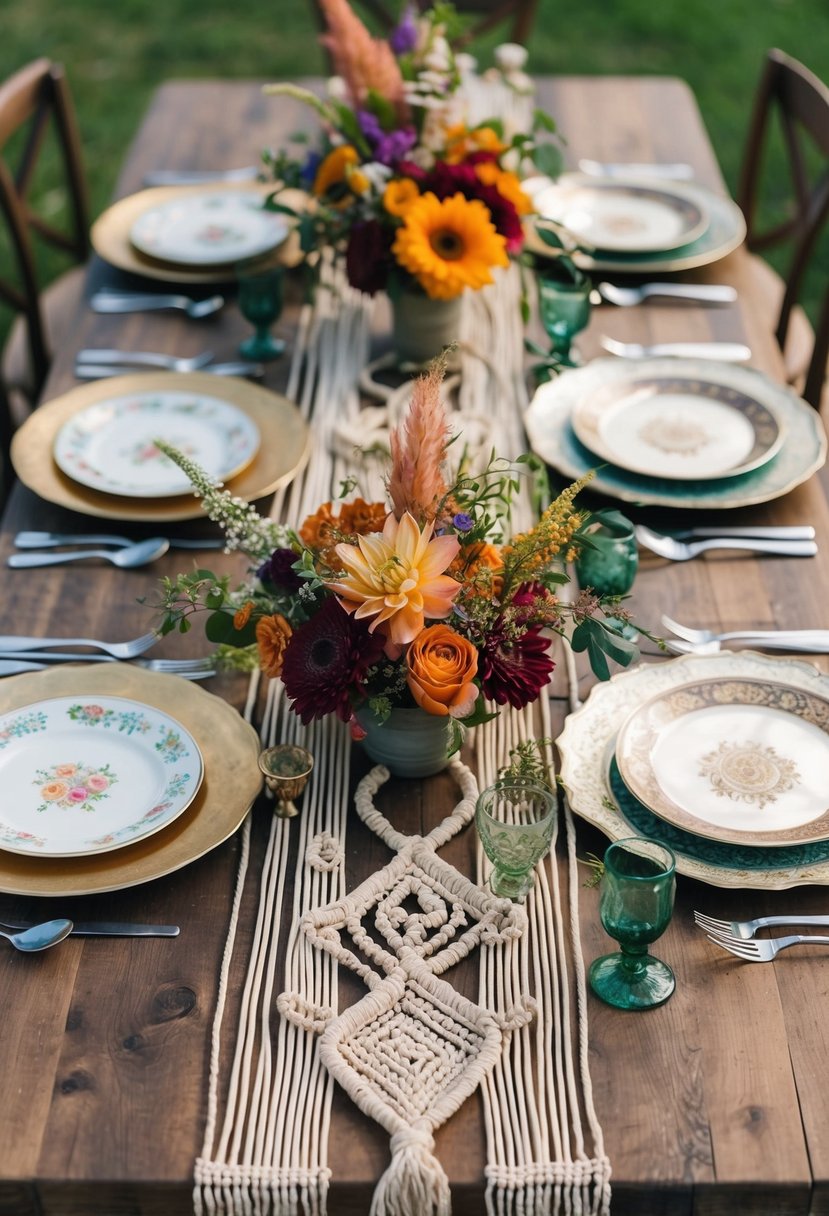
[575,512,638,598]
[589,838,676,1011]
[237,260,285,360]
[476,779,557,901]
[536,265,592,368]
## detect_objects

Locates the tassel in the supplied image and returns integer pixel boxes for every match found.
[370,1124,451,1216]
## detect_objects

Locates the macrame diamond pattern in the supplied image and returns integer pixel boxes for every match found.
[279,759,533,1216]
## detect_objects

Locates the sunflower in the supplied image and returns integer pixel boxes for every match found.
[391,192,509,300]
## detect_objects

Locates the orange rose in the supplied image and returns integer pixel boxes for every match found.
[256,613,293,678]
[406,624,479,718]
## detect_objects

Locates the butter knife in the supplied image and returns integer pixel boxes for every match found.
[1,921,180,937]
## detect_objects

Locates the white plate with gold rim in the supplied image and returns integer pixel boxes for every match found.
[533,174,709,253]
[130,190,288,266]
[53,389,261,497]
[557,651,829,889]
[616,678,829,847]
[0,695,203,858]
[570,373,785,480]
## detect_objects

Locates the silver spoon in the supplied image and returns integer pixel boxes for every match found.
[0,919,74,952]
[7,537,171,569]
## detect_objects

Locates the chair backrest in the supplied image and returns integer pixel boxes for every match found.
[737,48,829,409]
[0,59,89,401]
[311,0,539,52]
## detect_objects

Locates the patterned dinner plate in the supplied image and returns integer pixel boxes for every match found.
[532,175,709,253]
[0,695,203,858]
[130,190,288,266]
[53,389,261,497]
[570,374,785,480]
[524,358,827,510]
[557,650,829,889]
[616,678,829,846]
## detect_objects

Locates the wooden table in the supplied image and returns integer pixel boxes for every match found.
[1,77,829,1216]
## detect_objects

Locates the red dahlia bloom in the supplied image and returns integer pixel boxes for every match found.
[478,623,555,709]
[281,595,385,723]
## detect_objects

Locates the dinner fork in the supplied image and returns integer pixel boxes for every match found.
[0,631,158,658]
[74,349,214,372]
[705,931,829,962]
[597,281,737,307]
[90,291,225,319]
[635,525,817,561]
[661,613,829,650]
[0,657,216,680]
[75,361,264,381]
[695,910,829,939]
[601,335,752,362]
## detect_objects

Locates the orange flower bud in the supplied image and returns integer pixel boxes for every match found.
[406,624,479,718]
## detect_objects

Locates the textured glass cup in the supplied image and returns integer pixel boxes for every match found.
[575,515,639,597]
[237,261,285,360]
[536,267,592,367]
[476,779,556,901]
[589,838,676,1010]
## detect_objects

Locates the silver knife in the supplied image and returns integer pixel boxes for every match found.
[1,921,179,937]
[75,362,265,380]
[672,526,816,541]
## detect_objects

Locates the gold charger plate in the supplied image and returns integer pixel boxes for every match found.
[91,183,306,282]
[11,372,311,523]
[0,664,262,896]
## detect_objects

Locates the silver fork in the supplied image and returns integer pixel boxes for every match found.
[695,910,829,939]
[600,335,752,361]
[74,349,214,372]
[706,931,829,962]
[636,525,817,561]
[0,631,158,658]
[90,291,225,319]
[75,361,264,381]
[597,281,737,306]
[662,613,829,650]
[0,657,216,680]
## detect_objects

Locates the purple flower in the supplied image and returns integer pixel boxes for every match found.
[258,547,302,593]
[453,513,473,533]
[390,5,419,55]
[373,126,417,167]
[358,109,383,143]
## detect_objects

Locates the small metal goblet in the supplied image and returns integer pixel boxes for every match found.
[258,745,314,818]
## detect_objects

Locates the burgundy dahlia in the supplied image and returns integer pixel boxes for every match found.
[281,595,385,723]
[258,547,303,593]
[346,220,392,295]
[478,624,555,710]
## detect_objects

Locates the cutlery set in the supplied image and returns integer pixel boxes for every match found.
[74,348,264,380]
[695,911,829,963]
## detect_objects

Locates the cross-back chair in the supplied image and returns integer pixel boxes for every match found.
[0,58,89,440]
[311,0,539,51]
[737,48,829,410]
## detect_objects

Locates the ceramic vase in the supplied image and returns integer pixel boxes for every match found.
[390,284,463,366]
[355,706,452,778]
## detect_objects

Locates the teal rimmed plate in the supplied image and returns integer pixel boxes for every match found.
[524,358,826,509]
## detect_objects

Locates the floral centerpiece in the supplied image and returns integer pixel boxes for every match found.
[154,358,644,768]
[263,0,560,312]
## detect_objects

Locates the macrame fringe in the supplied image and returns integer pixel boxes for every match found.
[370,1126,451,1216]
[195,1160,331,1216]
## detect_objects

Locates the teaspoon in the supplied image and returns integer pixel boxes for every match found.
[7,537,171,569]
[1,919,74,952]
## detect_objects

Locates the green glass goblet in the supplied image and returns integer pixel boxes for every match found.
[536,266,592,368]
[237,260,285,360]
[589,837,676,1011]
[575,510,639,639]
[476,779,557,901]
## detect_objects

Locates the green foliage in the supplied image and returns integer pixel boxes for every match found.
[498,738,554,788]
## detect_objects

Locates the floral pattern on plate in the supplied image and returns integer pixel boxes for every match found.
[0,695,204,858]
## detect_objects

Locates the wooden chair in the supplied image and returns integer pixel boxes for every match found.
[0,59,90,433]
[311,0,539,51]
[737,48,829,409]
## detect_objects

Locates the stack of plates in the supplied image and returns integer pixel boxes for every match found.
[0,664,262,897]
[10,371,310,523]
[524,357,827,509]
[91,183,297,284]
[527,172,746,273]
[557,650,829,889]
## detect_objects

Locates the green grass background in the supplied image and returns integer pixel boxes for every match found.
[2,0,828,326]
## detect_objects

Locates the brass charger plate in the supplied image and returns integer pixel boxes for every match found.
[11,372,311,522]
[91,183,307,282]
[0,664,262,896]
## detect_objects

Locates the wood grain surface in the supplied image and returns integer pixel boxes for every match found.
[0,77,827,1216]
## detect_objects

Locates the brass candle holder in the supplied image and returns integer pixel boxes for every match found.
[258,745,314,818]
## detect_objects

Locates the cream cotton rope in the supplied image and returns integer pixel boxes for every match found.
[194,250,611,1215]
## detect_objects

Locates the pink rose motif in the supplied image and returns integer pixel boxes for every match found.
[84,705,105,717]
[87,774,109,791]
[68,787,88,802]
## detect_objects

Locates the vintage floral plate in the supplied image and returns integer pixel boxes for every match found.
[616,678,829,846]
[557,651,829,889]
[53,389,261,497]
[0,695,203,858]
[130,190,288,266]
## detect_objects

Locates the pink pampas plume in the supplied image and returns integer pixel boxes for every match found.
[318,0,409,123]
[388,354,452,524]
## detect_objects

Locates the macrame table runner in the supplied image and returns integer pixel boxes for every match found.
[192,257,610,1216]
